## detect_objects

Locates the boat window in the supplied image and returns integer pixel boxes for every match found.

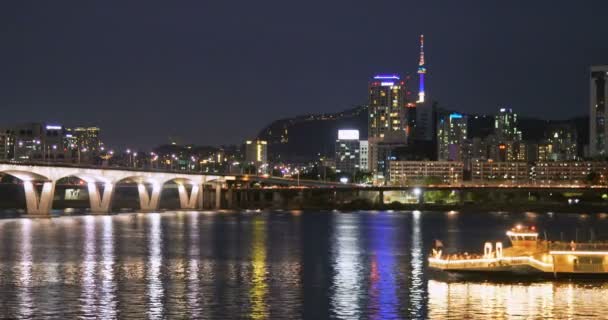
[579,257,603,264]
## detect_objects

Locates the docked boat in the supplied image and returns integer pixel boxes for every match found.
[428,225,608,278]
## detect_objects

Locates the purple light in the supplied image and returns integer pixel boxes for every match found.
[373,74,400,80]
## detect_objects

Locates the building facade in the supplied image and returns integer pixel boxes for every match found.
[368,74,411,180]
[437,112,467,161]
[13,123,66,162]
[368,74,409,143]
[536,124,578,161]
[471,160,530,184]
[590,65,608,158]
[531,161,608,185]
[245,140,268,174]
[72,127,101,152]
[494,107,522,142]
[388,161,463,186]
[334,130,361,175]
[359,140,369,172]
[0,129,14,160]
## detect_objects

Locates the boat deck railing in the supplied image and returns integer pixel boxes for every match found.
[428,255,553,272]
[548,242,608,252]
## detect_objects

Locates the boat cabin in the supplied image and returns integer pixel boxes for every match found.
[506,225,539,248]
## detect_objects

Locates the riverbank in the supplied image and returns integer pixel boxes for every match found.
[307,201,608,214]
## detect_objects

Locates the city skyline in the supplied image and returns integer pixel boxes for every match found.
[4,3,608,320]
[2,1,608,148]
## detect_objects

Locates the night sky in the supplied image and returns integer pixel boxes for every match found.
[2,1,608,148]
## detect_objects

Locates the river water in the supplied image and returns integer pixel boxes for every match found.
[0,210,607,319]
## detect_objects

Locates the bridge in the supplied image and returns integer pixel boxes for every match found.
[0,162,352,216]
[0,162,236,216]
[2,162,606,216]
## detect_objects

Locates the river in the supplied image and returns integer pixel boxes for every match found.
[0,210,606,319]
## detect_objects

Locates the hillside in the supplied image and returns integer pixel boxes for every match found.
[256,106,368,163]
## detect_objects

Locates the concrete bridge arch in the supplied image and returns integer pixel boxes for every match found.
[0,163,227,216]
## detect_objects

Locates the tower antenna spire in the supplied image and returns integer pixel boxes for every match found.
[417,34,426,103]
[418,34,425,67]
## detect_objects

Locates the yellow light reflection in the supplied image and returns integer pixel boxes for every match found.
[250,219,268,319]
[331,218,362,318]
[100,216,117,318]
[187,212,200,314]
[17,220,34,318]
[81,216,96,317]
[147,213,164,319]
[409,209,424,317]
[427,280,608,319]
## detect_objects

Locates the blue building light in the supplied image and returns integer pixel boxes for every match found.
[449,113,463,119]
[373,74,400,80]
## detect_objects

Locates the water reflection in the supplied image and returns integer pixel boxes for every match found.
[100,216,117,318]
[250,219,268,319]
[17,220,33,318]
[187,212,200,316]
[147,213,164,319]
[369,213,398,319]
[331,215,362,319]
[428,280,608,319]
[81,216,97,317]
[1,211,608,319]
[409,211,425,317]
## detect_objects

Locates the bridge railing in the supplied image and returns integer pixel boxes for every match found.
[0,160,226,176]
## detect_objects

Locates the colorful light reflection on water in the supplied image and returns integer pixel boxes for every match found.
[0,211,606,319]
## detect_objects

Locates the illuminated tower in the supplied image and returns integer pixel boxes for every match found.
[417,34,426,103]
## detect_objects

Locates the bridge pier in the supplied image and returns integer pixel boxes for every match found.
[24,181,55,217]
[215,182,222,209]
[244,189,252,208]
[272,190,283,208]
[137,183,162,212]
[197,184,205,209]
[226,188,234,209]
[177,183,200,210]
[88,182,115,214]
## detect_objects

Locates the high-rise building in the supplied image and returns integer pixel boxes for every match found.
[245,139,268,174]
[537,124,578,161]
[0,129,14,160]
[495,108,522,142]
[368,74,410,181]
[368,74,409,143]
[590,65,608,157]
[63,126,103,164]
[335,129,362,175]
[412,101,436,142]
[72,127,102,152]
[437,112,468,161]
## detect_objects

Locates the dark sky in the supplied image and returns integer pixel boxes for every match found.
[2,1,608,148]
